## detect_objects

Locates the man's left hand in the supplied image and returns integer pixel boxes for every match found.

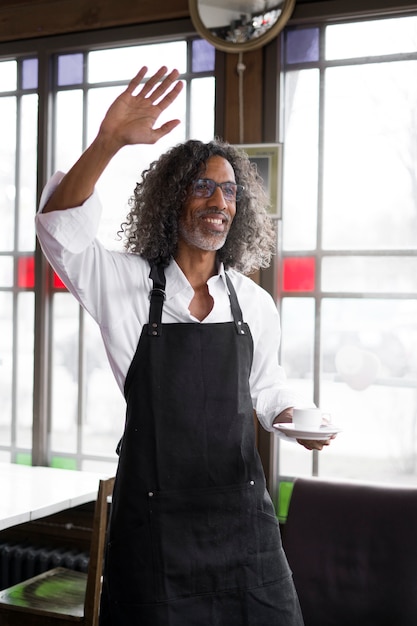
[273,407,336,451]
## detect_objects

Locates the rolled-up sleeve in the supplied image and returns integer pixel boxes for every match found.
[35,173,112,324]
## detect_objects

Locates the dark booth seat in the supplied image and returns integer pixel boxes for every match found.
[282,477,417,626]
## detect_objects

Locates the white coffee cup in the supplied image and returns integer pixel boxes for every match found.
[292,408,322,430]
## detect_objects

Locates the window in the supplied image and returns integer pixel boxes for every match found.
[278,14,417,487]
[0,57,38,465]
[0,27,215,470]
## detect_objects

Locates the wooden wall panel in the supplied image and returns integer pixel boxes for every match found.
[223,49,263,145]
[0,0,188,42]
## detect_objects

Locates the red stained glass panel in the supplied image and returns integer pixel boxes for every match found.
[17,256,35,288]
[282,256,316,292]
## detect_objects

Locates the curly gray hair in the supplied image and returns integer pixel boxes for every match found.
[120,138,276,274]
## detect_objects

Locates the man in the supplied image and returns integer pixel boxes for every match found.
[36,66,330,625]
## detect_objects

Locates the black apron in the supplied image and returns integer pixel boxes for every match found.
[100,263,304,625]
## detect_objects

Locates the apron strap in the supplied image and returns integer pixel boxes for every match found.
[225,272,250,336]
[148,264,249,337]
[148,263,166,336]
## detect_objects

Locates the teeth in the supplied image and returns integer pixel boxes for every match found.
[205,218,223,224]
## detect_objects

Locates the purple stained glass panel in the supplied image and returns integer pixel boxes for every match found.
[285,28,320,64]
[22,58,38,90]
[57,53,84,86]
[192,39,215,73]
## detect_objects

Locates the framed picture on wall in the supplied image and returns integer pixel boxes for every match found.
[237,143,282,218]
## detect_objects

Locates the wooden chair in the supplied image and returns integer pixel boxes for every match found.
[0,476,114,626]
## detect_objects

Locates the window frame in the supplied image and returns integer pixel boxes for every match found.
[0,18,216,468]
[272,8,417,503]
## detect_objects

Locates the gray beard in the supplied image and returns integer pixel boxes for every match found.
[178,222,228,252]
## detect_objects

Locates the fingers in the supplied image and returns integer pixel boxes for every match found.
[155,79,184,111]
[136,66,182,103]
[296,438,332,451]
[113,67,182,145]
[139,65,169,97]
[125,67,148,94]
[145,68,181,102]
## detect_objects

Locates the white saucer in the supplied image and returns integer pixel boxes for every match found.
[273,423,342,441]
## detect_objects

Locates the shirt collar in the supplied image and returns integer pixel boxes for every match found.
[164,260,228,300]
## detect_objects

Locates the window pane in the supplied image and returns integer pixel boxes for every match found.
[285,27,320,64]
[323,61,417,250]
[0,293,13,444]
[0,256,13,286]
[86,85,121,142]
[0,60,17,91]
[18,93,38,251]
[282,69,319,250]
[55,90,83,172]
[279,442,314,478]
[190,77,215,141]
[280,297,315,389]
[192,38,215,72]
[319,298,417,484]
[82,314,125,457]
[0,97,16,251]
[322,298,417,384]
[22,58,38,90]
[57,53,84,86]
[279,297,316,478]
[326,16,417,60]
[88,42,187,84]
[322,256,417,293]
[50,293,79,454]
[16,292,34,448]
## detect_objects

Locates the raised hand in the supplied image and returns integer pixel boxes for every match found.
[42,66,183,213]
[98,66,184,150]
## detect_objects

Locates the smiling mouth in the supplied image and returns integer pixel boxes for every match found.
[200,210,229,226]
[205,217,224,225]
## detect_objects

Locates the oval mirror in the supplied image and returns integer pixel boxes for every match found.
[189,0,296,53]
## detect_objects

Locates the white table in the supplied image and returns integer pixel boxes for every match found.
[0,463,108,531]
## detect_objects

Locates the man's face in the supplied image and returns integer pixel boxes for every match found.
[179,156,237,252]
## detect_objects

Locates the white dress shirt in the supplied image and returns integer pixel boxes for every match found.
[35,172,300,432]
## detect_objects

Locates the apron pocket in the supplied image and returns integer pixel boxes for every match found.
[148,481,258,601]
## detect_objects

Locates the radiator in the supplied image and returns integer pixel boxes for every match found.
[0,541,89,589]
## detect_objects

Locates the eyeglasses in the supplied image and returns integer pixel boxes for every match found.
[191,178,244,202]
